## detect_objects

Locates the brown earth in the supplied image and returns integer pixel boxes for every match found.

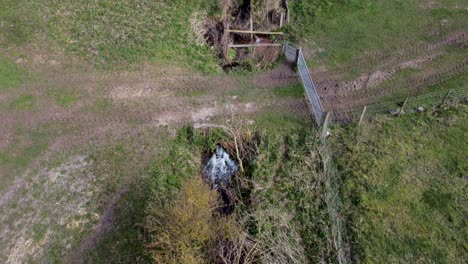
[309,30,468,114]
[1,24,466,264]
[0,54,310,263]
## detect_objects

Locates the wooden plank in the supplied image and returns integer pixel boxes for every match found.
[228,43,282,48]
[358,106,367,125]
[398,97,408,117]
[226,29,284,35]
[249,17,253,40]
[440,89,452,107]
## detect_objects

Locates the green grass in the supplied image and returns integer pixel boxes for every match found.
[289,0,468,72]
[0,0,41,47]
[81,120,338,263]
[31,223,48,243]
[0,56,23,90]
[0,1,222,73]
[82,126,224,263]
[331,105,468,263]
[94,98,112,111]
[50,89,79,107]
[184,90,208,97]
[0,122,71,192]
[254,111,312,132]
[0,139,47,191]
[9,94,35,110]
[271,83,305,98]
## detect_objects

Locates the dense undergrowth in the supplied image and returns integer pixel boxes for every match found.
[331,105,468,263]
[80,120,342,263]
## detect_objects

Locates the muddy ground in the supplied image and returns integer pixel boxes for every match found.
[1,26,467,263]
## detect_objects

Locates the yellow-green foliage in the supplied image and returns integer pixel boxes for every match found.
[146,177,240,263]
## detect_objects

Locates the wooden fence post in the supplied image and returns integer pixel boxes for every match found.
[321,112,331,141]
[358,106,367,125]
[398,97,408,117]
[296,47,301,64]
[440,89,452,107]
[249,17,253,40]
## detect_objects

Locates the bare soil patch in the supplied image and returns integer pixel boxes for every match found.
[253,61,299,87]
[68,188,128,264]
[312,30,468,112]
[0,155,97,264]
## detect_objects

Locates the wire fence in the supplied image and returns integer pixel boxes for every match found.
[283,41,468,126]
[331,85,468,123]
[285,43,350,263]
[321,59,468,112]
[284,41,325,126]
[283,32,467,264]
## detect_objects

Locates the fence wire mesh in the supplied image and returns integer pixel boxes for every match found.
[285,42,325,126]
[284,41,298,61]
[331,85,468,123]
[283,42,467,125]
[282,35,466,264]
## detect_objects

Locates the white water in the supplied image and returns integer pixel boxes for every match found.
[203,145,239,188]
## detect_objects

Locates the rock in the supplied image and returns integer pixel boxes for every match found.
[417,106,425,112]
[390,108,401,116]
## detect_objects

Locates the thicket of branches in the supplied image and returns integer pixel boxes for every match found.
[145,114,343,263]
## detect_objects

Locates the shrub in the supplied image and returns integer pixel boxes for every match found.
[146,176,244,263]
[146,177,218,263]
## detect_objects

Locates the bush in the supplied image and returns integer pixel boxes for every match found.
[146,177,241,263]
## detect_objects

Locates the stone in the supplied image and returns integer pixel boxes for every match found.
[390,108,400,116]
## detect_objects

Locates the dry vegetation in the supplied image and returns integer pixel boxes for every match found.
[142,115,338,263]
[0,0,466,263]
[202,0,287,69]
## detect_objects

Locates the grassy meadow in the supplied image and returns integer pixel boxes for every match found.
[0,0,222,73]
[331,105,468,263]
[290,0,468,71]
[0,0,467,263]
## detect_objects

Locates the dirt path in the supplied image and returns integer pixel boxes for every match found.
[68,187,128,264]
[0,62,304,150]
[4,28,464,262]
[310,30,468,113]
[0,58,313,262]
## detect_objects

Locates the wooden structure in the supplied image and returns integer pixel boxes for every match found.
[225,1,289,54]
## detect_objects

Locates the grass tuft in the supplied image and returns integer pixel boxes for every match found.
[0,56,23,90]
[9,94,35,110]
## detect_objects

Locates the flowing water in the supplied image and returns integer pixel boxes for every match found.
[203,145,239,188]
